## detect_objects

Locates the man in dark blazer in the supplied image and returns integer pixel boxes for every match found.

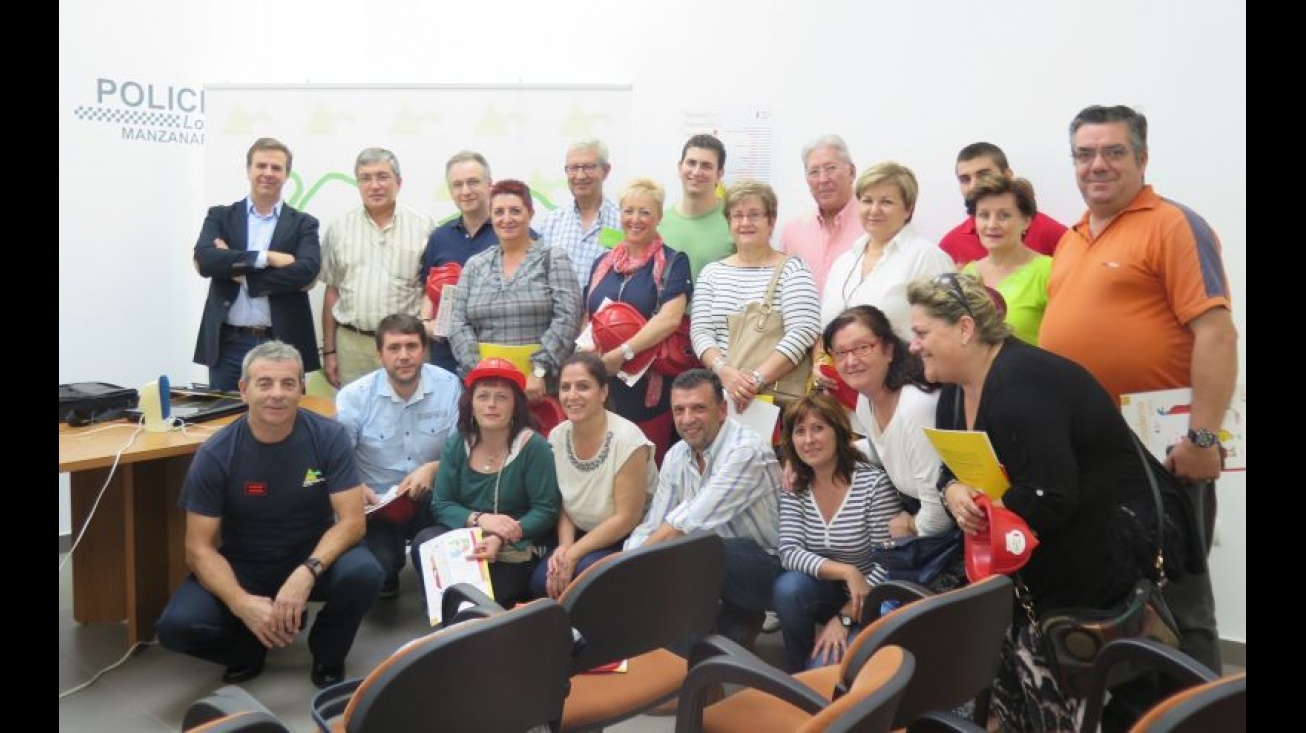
[193,137,322,391]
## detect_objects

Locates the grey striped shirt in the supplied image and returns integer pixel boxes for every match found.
[625,418,781,551]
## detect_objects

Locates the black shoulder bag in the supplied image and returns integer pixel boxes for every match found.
[1015,434,1182,698]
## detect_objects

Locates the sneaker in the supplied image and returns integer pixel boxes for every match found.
[761,610,781,633]
[379,576,400,600]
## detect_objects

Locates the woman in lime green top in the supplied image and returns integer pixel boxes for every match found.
[960,176,1051,345]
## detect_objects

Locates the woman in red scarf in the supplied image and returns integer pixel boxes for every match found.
[581,178,693,466]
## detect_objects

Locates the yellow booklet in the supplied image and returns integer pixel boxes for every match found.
[922,428,1010,500]
[479,343,539,377]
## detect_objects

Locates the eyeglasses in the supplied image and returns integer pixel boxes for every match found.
[933,273,977,322]
[831,341,879,362]
[729,210,769,224]
[1071,145,1132,165]
[449,178,485,191]
[356,172,394,185]
[564,163,601,175]
[805,164,844,180]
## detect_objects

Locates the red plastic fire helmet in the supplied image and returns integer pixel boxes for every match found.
[465,357,526,392]
[425,262,463,309]
[819,363,859,411]
[590,302,657,374]
[530,394,567,437]
[964,494,1040,582]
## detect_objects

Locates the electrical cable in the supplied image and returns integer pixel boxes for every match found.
[58,420,145,573]
[58,641,157,699]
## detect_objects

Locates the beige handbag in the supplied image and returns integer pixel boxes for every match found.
[725,257,813,406]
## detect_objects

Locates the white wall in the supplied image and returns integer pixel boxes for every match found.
[60,0,1246,642]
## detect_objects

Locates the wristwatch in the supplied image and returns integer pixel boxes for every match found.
[620,342,636,362]
[302,556,323,579]
[532,364,548,379]
[838,613,854,628]
[1187,427,1219,449]
[750,369,766,389]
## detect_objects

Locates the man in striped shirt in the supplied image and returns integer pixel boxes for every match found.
[320,148,436,388]
[625,369,782,649]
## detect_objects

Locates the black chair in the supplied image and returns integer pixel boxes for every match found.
[1129,671,1245,732]
[673,641,916,733]
[555,531,727,731]
[678,575,1013,733]
[182,685,291,733]
[909,637,1246,733]
[308,597,574,732]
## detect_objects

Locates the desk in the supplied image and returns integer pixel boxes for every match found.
[58,397,335,646]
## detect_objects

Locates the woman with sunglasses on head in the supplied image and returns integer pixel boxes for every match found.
[531,352,657,600]
[813,162,953,392]
[409,358,560,609]
[906,272,1179,731]
[821,305,964,591]
[773,392,901,672]
[960,175,1051,345]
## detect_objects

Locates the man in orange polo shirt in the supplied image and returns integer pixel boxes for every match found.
[1040,104,1238,676]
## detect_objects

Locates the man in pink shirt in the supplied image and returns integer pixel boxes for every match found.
[780,134,863,296]
[938,142,1067,266]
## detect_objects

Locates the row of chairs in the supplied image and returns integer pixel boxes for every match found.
[182,532,1245,732]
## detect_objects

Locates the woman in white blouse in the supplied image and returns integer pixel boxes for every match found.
[822,304,965,591]
[532,352,657,599]
[773,392,901,672]
[692,180,821,412]
[814,162,953,390]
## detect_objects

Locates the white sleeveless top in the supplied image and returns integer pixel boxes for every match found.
[548,411,657,531]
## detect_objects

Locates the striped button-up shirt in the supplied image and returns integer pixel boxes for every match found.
[536,197,621,285]
[625,418,780,551]
[320,203,435,330]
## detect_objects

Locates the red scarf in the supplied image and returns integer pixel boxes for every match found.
[588,236,667,297]
[587,236,669,407]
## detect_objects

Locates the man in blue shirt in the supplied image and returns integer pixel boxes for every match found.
[419,151,499,374]
[335,313,462,598]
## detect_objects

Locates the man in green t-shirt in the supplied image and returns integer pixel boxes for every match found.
[658,134,734,281]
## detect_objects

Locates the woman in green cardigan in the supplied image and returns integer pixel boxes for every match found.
[410,357,560,608]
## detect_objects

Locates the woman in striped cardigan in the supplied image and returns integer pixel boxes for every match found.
[772,392,902,672]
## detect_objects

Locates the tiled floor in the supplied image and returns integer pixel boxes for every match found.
[58,554,788,732]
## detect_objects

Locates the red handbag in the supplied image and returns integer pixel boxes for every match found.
[651,316,697,377]
[649,254,699,376]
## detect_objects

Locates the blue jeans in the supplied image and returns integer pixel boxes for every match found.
[156,544,383,669]
[715,537,783,648]
[773,569,850,672]
[364,500,436,586]
[208,329,272,392]
[528,535,623,599]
